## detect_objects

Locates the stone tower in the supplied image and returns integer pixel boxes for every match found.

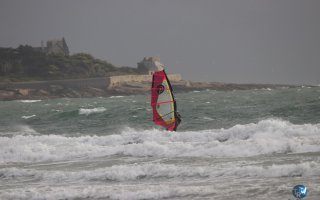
[137,57,164,75]
[46,37,69,55]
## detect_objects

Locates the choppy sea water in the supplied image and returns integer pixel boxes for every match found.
[0,87,320,200]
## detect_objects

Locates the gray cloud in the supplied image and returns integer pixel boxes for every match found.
[1,0,319,84]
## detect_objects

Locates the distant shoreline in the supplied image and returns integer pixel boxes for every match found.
[0,77,298,101]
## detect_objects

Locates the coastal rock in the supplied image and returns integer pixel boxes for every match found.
[0,77,296,100]
[0,90,16,99]
[50,85,64,92]
[18,89,29,96]
[38,89,49,95]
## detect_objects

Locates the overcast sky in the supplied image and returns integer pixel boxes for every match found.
[1,0,319,84]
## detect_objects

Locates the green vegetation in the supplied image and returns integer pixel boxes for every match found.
[0,45,140,82]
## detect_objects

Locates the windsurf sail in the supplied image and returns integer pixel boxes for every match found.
[151,70,181,131]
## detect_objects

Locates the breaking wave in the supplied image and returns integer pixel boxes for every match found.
[21,115,36,119]
[1,161,319,200]
[18,100,42,103]
[1,161,319,182]
[0,184,217,200]
[0,119,319,163]
[0,125,40,137]
[109,96,125,98]
[78,107,106,116]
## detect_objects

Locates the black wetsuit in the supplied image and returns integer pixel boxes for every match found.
[173,112,182,131]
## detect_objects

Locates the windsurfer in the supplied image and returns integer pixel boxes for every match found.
[151,69,181,131]
[173,111,181,131]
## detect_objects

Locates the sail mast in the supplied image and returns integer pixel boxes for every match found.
[151,69,180,131]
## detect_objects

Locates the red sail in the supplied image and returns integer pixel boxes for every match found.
[151,70,178,131]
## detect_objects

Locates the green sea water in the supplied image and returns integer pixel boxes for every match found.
[1,86,319,135]
[0,86,320,199]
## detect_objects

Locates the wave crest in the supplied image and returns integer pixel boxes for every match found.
[79,107,106,116]
[1,161,319,182]
[0,119,319,163]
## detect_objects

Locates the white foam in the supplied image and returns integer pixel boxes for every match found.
[110,96,124,98]
[18,100,42,103]
[1,161,319,183]
[0,125,40,136]
[226,161,320,178]
[21,115,36,119]
[0,134,121,163]
[1,119,319,163]
[203,116,214,121]
[1,162,319,200]
[79,107,106,116]
[0,163,208,182]
[0,184,217,200]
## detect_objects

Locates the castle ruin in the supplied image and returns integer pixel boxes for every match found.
[137,56,164,75]
[107,57,182,88]
[35,37,69,55]
[45,38,69,55]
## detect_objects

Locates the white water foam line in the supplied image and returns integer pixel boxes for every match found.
[0,119,319,163]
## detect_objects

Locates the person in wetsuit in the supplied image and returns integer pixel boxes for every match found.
[173,111,182,131]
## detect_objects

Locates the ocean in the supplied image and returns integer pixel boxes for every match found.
[0,86,320,200]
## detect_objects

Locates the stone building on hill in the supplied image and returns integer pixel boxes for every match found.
[107,57,182,88]
[45,38,69,55]
[137,56,164,74]
[35,37,69,55]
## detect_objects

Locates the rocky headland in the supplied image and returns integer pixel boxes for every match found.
[0,77,295,101]
[0,46,297,100]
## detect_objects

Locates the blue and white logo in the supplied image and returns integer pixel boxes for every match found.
[292,185,308,199]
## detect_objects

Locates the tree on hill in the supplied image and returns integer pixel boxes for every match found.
[0,46,140,81]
